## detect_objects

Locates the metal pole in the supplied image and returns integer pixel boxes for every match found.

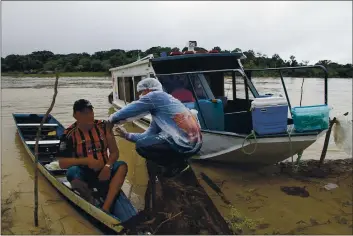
[324,74,328,105]
[231,71,236,100]
[122,77,127,105]
[187,74,208,130]
[132,76,136,101]
[279,70,292,117]
[243,75,249,103]
[245,70,252,82]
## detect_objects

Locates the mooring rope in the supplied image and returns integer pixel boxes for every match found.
[287,125,304,171]
[241,130,258,155]
[287,125,294,164]
[241,125,303,169]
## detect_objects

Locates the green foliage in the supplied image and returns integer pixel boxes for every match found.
[1,47,352,78]
[226,205,266,234]
[2,71,108,77]
[78,58,91,71]
[90,59,103,72]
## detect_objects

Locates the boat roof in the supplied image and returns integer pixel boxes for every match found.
[109,54,154,72]
[151,52,246,75]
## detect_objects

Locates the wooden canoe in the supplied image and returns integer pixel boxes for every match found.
[12,113,137,233]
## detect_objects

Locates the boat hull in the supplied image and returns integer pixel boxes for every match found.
[12,113,137,234]
[193,133,318,165]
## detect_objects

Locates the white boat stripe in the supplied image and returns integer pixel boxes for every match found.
[18,123,58,127]
[26,140,60,145]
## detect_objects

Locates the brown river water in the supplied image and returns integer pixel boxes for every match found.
[1,76,352,234]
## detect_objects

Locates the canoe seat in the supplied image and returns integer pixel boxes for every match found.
[18,123,58,127]
[26,140,60,145]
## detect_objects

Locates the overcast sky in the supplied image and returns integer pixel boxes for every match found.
[2,1,352,64]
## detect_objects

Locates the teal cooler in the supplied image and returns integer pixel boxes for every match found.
[291,105,330,132]
[184,99,224,131]
[251,97,288,135]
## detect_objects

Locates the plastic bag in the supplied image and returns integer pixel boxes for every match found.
[45,161,61,170]
[190,109,201,126]
[333,115,352,156]
[324,183,338,191]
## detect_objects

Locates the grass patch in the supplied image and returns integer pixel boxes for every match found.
[2,71,109,78]
[226,205,268,234]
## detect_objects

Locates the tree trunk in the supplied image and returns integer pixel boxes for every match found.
[122,161,232,235]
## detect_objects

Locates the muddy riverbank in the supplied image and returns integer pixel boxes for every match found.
[2,153,351,235]
[191,158,352,235]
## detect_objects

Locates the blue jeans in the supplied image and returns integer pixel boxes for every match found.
[135,134,201,167]
[66,160,127,188]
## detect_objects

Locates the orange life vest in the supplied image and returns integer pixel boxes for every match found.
[64,120,109,164]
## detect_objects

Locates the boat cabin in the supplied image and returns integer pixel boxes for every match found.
[109,42,329,165]
[152,53,259,134]
[110,45,328,137]
[110,55,155,104]
[110,52,260,134]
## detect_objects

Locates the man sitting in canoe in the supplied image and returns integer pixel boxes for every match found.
[108,77,202,177]
[57,99,127,213]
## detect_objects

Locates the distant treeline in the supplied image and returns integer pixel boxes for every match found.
[1,46,352,78]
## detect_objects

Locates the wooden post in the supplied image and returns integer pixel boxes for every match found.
[319,112,349,168]
[300,78,304,106]
[318,117,336,168]
[33,73,59,226]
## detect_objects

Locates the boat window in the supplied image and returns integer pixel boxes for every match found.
[203,72,225,99]
[133,76,142,100]
[235,76,255,100]
[188,73,214,100]
[124,77,134,103]
[117,77,124,100]
[158,74,196,103]
[113,76,119,101]
[224,73,233,101]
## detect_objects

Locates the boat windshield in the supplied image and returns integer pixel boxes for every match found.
[158,73,214,103]
[157,70,258,134]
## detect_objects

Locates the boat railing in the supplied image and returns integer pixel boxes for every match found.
[155,68,242,76]
[243,65,329,112]
[155,68,259,98]
[155,65,328,134]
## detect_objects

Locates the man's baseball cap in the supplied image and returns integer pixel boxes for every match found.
[73,99,94,113]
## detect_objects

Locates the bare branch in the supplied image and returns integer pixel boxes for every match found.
[34,73,59,226]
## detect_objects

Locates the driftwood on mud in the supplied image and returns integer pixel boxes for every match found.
[33,73,59,226]
[122,161,232,235]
